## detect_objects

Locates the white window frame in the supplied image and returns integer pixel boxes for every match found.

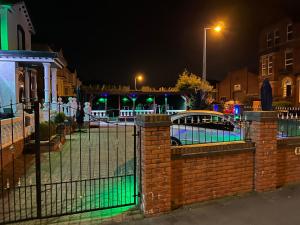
[285,49,293,70]
[287,23,293,41]
[261,54,273,76]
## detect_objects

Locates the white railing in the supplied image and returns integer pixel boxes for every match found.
[91,110,107,118]
[166,110,185,115]
[119,109,155,117]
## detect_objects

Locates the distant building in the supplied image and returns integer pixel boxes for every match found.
[259,17,300,105]
[33,44,82,98]
[216,68,259,103]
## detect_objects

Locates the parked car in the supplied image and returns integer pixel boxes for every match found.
[170,110,239,146]
[170,110,235,130]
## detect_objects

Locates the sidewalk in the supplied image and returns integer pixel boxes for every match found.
[16,184,300,225]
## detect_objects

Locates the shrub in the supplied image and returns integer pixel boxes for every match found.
[272,101,293,108]
[40,121,56,141]
[54,112,66,124]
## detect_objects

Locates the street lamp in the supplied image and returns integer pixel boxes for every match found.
[203,22,223,81]
[134,74,143,90]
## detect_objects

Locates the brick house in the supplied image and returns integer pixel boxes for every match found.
[259,17,300,105]
[216,67,259,103]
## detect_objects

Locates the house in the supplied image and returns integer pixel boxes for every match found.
[216,68,259,103]
[0,1,65,112]
[32,44,82,98]
[259,17,300,105]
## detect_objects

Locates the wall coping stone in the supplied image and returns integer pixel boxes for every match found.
[244,111,277,122]
[278,137,300,148]
[136,114,171,127]
[171,141,255,159]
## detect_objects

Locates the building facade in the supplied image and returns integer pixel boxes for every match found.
[57,67,81,97]
[0,1,34,50]
[259,17,300,105]
[216,68,259,103]
[0,1,64,111]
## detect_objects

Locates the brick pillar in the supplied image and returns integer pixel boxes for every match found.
[136,114,171,216]
[244,111,277,192]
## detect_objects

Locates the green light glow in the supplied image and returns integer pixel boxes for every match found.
[146,97,153,103]
[0,6,10,50]
[122,97,129,103]
[132,98,136,102]
[98,98,107,103]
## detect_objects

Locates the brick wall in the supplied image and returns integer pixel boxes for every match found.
[277,138,300,186]
[171,142,255,208]
[136,115,172,216]
[136,112,300,216]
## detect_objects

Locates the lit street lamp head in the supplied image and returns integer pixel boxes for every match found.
[137,75,143,81]
[214,25,222,32]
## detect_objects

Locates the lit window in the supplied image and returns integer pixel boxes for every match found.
[285,50,293,71]
[268,56,273,75]
[261,55,273,76]
[274,29,280,45]
[287,23,293,41]
[267,32,273,48]
[282,78,292,97]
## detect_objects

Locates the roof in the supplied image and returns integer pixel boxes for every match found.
[0,50,64,68]
[0,1,35,34]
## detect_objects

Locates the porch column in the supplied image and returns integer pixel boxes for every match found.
[32,71,38,99]
[51,68,57,103]
[24,68,30,103]
[43,63,51,106]
[0,61,16,110]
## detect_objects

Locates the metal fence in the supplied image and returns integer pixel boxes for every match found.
[0,101,138,224]
[170,114,248,146]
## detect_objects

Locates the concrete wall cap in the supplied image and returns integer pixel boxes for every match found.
[244,111,278,122]
[136,114,171,127]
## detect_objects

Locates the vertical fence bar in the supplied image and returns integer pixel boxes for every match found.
[34,101,42,218]
[0,109,5,223]
[133,125,137,205]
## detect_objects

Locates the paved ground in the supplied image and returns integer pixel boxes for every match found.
[0,125,136,223]
[10,184,300,225]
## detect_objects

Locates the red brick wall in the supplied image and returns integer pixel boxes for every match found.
[277,140,300,186]
[136,115,172,216]
[1,139,24,169]
[171,143,254,208]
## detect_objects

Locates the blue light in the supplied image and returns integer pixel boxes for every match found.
[234,105,240,115]
[213,104,219,112]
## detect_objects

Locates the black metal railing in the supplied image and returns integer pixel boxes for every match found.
[170,117,247,146]
[0,101,138,224]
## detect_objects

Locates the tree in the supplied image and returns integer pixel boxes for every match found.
[175,70,214,109]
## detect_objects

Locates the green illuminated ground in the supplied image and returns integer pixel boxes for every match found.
[171,126,243,145]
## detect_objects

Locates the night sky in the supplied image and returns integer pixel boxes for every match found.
[24,0,300,87]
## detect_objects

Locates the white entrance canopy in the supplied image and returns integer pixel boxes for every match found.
[0,50,65,110]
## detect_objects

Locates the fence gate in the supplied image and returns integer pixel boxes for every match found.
[0,102,138,224]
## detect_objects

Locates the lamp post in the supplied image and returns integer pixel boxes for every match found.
[134,74,143,90]
[202,24,222,81]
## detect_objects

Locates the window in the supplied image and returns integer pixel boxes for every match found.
[285,50,293,71]
[261,55,273,76]
[17,25,25,50]
[287,23,293,41]
[274,29,280,45]
[282,78,293,97]
[267,32,273,48]
[233,84,241,91]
